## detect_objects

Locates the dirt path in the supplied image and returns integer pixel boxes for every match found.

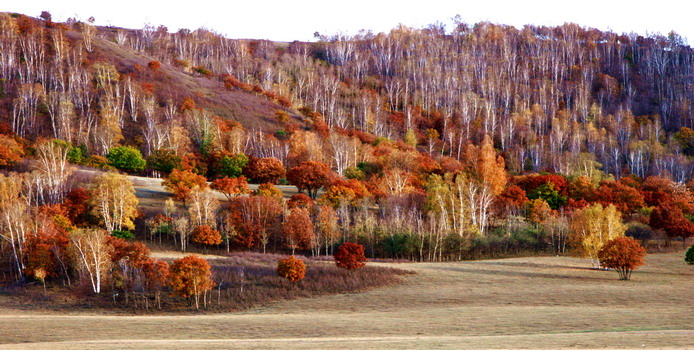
[0,252,692,349]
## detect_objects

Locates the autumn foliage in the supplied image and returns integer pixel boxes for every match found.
[598,236,647,280]
[276,256,306,282]
[163,169,208,202]
[167,255,215,309]
[243,157,286,184]
[191,225,222,246]
[334,242,367,270]
[210,176,249,200]
[287,161,332,199]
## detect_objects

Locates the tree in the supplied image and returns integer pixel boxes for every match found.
[191,225,222,246]
[68,228,112,294]
[316,205,339,255]
[594,180,644,214]
[211,176,249,200]
[146,149,182,175]
[598,236,647,280]
[243,157,286,184]
[186,187,220,227]
[167,255,215,310]
[216,153,248,178]
[685,244,694,265]
[255,183,283,198]
[90,172,139,232]
[650,204,694,246]
[287,161,332,199]
[527,198,553,226]
[287,194,314,210]
[0,135,23,167]
[334,242,366,270]
[141,258,169,309]
[282,207,314,254]
[475,135,507,196]
[163,169,208,202]
[276,256,306,283]
[570,204,626,268]
[107,146,146,172]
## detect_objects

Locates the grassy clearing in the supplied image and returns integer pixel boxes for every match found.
[0,251,691,349]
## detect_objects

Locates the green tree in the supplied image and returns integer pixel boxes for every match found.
[218,153,248,178]
[528,182,566,209]
[147,149,182,174]
[107,146,146,172]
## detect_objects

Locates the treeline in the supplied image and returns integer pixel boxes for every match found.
[0,13,692,297]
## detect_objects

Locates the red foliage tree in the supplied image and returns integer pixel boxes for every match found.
[496,185,528,214]
[287,161,332,199]
[141,258,169,308]
[211,176,249,200]
[281,207,315,254]
[167,255,215,310]
[593,180,645,214]
[229,196,282,252]
[515,174,569,196]
[276,256,306,282]
[598,236,647,280]
[334,242,367,270]
[287,193,314,210]
[24,229,69,279]
[650,204,694,246]
[62,187,90,225]
[191,225,222,246]
[243,157,286,184]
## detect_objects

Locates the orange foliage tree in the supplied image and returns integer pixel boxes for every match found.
[287,161,332,199]
[276,256,306,283]
[191,225,222,246]
[281,207,315,254]
[0,134,24,167]
[598,236,647,280]
[243,157,286,184]
[162,169,208,202]
[334,242,366,270]
[167,255,215,310]
[649,203,694,246]
[210,176,249,200]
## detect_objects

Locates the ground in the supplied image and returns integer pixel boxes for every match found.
[0,251,691,349]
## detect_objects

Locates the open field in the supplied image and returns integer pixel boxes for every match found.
[0,251,692,349]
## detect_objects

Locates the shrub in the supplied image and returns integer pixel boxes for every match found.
[686,244,694,265]
[107,146,146,172]
[276,256,306,282]
[334,242,366,270]
[111,230,134,240]
[598,236,647,280]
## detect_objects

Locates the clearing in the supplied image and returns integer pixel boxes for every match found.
[0,251,691,349]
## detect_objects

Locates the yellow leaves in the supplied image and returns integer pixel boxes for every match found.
[90,172,138,232]
[570,203,626,264]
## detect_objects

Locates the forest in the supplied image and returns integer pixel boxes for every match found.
[0,12,692,309]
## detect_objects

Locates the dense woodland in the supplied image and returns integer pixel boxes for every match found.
[0,12,692,308]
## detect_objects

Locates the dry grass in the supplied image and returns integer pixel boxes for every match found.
[0,251,691,349]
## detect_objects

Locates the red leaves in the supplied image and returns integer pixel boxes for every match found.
[650,204,694,242]
[334,242,366,270]
[211,176,249,200]
[287,161,332,199]
[191,225,222,246]
[598,236,646,280]
[243,157,286,184]
[276,256,306,282]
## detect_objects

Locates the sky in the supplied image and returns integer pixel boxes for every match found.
[3,0,691,43]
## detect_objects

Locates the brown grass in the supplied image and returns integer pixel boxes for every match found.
[0,251,691,349]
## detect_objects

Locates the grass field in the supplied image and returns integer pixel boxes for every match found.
[0,251,691,349]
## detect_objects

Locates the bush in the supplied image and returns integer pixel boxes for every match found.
[686,244,694,265]
[111,230,134,240]
[107,146,146,172]
[334,242,366,270]
[598,236,647,280]
[276,256,306,282]
[625,222,654,243]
